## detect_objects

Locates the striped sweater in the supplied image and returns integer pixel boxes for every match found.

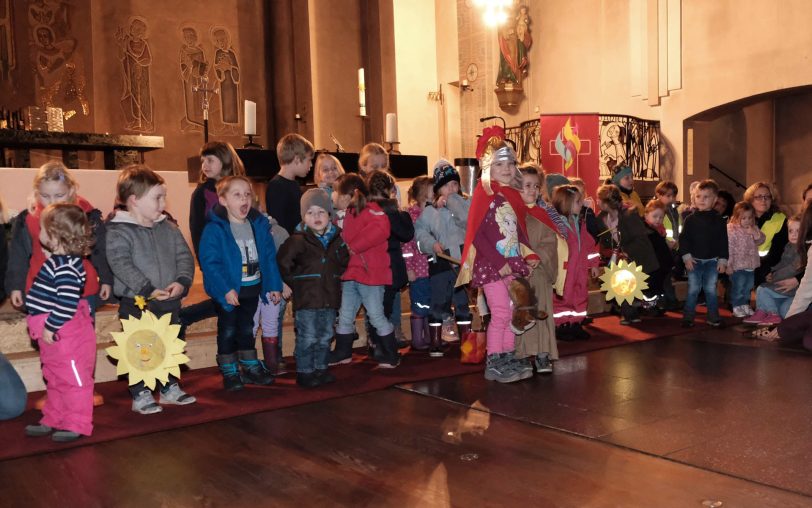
[26,255,87,332]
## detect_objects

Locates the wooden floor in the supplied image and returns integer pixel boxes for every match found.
[1,326,811,507]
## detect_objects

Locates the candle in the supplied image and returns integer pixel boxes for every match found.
[244,100,256,135]
[385,113,398,143]
[358,68,366,117]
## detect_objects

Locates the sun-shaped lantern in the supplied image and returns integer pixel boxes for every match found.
[599,259,650,306]
[106,311,190,389]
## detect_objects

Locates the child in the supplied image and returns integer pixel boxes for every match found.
[402,176,433,350]
[415,160,472,357]
[643,199,675,313]
[314,153,345,198]
[331,173,365,229]
[200,176,282,391]
[596,184,659,325]
[182,141,246,341]
[106,165,196,413]
[265,133,314,235]
[551,185,600,340]
[24,204,95,442]
[748,215,802,323]
[278,189,349,387]
[612,165,644,216]
[367,170,414,353]
[189,141,246,258]
[655,181,681,308]
[7,162,112,314]
[678,179,728,327]
[358,143,389,177]
[458,140,539,383]
[329,172,399,368]
[568,177,602,243]
[726,202,766,317]
[517,166,561,373]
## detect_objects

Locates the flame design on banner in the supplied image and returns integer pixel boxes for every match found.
[554,118,581,173]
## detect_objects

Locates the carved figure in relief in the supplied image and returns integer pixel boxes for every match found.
[179,26,208,130]
[211,26,239,127]
[117,16,154,132]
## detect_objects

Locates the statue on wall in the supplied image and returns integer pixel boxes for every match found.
[495,4,531,111]
[117,16,154,133]
[0,0,16,85]
[211,26,239,131]
[179,26,208,131]
[496,5,531,88]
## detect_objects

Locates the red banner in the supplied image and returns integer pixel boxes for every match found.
[539,114,601,201]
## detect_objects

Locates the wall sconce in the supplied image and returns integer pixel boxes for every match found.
[449,80,474,93]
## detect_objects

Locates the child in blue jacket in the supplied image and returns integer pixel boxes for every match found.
[200,176,283,391]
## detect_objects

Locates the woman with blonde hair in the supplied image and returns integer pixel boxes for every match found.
[744,181,787,286]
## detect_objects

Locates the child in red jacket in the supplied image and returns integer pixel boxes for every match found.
[329,174,399,368]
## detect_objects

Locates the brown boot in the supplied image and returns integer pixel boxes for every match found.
[261,336,279,375]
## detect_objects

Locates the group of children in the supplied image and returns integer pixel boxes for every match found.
[4,130,811,443]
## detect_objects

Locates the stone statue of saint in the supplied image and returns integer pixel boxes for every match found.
[179,26,207,130]
[117,16,154,132]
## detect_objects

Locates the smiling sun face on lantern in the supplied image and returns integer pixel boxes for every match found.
[599,259,649,306]
[106,311,190,390]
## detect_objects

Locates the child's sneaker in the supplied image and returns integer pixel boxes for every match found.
[24,424,53,437]
[758,313,782,326]
[732,306,749,318]
[744,306,755,316]
[506,353,533,380]
[536,354,553,374]
[52,430,82,443]
[296,372,321,388]
[681,319,694,328]
[132,390,163,414]
[484,354,521,383]
[315,369,336,385]
[743,309,768,325]
[159,384,197,405]
[708,319,725,328]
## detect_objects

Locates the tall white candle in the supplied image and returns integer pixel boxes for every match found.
[244,100,256,135]
[385,113,398,143]
[358,68,366,117]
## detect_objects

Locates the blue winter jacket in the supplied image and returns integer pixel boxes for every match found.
[199,205,283,311]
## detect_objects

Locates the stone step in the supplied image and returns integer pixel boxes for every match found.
[5,282,691,392]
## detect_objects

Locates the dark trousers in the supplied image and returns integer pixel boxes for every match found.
[429,270,471,324]
[778,306,812,351]
[215,294,260,355]
[118,297,181,397]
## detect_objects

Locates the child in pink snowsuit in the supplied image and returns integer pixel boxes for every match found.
[551,185,601,341]
[24,204,96,442]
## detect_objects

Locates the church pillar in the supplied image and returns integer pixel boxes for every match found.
[742,99,775,186]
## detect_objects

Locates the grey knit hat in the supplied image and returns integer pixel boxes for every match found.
[300,188,333,219]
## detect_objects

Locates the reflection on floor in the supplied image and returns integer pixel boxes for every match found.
[1,324,810,506]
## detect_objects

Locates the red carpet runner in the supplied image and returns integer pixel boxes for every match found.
[0,311,714,461]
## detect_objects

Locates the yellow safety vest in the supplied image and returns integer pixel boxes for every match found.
[758,212,786,257]
[663,211,681,240]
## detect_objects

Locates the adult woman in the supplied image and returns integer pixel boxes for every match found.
[744,182,787,287]
[753,204,812,349]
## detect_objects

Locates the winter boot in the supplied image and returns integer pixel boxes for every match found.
[261,336,280,376]
[428,321,444,358]
[571,322,591,341]
[217,353,244,391]
[296,372,321,388]
[375,331,401,368]
[238,350,275,386]
[315,368,336,385]
[410,315,430,350]
[457,319,473,342]
[328,333,355,366]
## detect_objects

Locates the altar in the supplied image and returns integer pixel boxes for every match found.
[0,130,164,170]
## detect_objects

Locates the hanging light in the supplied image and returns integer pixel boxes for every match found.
[475,0,514,27]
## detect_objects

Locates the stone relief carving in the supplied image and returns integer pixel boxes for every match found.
[0,0,16,85]
[211,25,239,133]
[117,16,154,133]
[179,25,208,131]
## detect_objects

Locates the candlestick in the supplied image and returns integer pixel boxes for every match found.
[385,113,398,143]
[244,100,257,135]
